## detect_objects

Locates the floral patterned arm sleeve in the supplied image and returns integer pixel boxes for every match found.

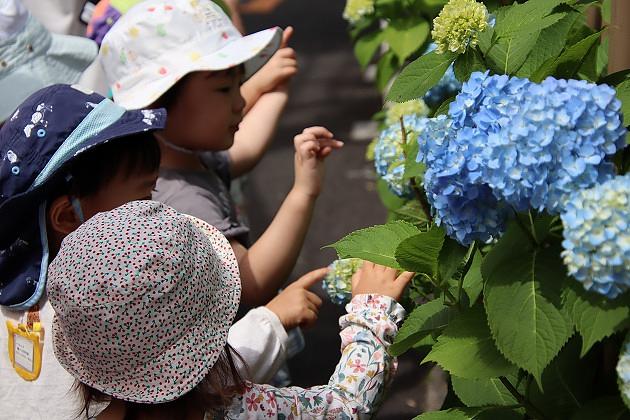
[224,294,406,419]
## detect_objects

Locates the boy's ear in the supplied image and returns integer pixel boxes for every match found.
[48,195,82,236]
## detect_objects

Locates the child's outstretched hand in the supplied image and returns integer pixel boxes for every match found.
[248,26,298,95]
[265,267,328,330]
[351,262,414,302]
[293,126,344,198]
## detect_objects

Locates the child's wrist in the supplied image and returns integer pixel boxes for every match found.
[290,185,320,201]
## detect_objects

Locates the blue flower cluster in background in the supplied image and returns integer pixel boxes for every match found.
[417,71,626,245]
[323,258,363,305]
[424,66,462,108]
[375,114,429,197]
[561,175,629,299]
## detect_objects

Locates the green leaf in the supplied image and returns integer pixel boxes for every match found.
[438,239,468,283]
[377,50,399,91]
[615,80,630,122]
[454,48,486,82]
[527,336,596,417]
[600,69,630,86]
[390,298,457,356]
[377,178,407,211]
[424,305,516,379]
[391,200,429,226]
[387,51,458,103]
[572,397,630,420]
[531,30,603,82]
[451,375,518,407]
[493,0,567,38]
[403,135,425,181]
[515,11,582,78]
[383,19,430,63]
[483,225,573,386]
[486,28,541,75]
[395,227,445,275]
[463,251,484,305]
[327,221,421,269]
[433,97,455,116]
[413,406,523,420]
[562,282,630,357]
[354,31,384,69]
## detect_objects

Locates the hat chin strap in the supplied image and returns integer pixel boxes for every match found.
[155,133,198,155]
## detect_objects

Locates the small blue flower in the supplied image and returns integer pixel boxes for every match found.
[323,259,363,305]
[375,115,429,197]
[561,175,630,299]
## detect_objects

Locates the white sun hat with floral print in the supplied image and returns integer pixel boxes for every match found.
[99,0,282,110]
[47,200,241,403]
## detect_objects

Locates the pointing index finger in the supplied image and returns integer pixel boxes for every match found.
[293,267,329,290]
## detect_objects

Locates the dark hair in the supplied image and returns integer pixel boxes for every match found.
[75,345,247,420]
[47,131,161,200]
[150,74,192,111]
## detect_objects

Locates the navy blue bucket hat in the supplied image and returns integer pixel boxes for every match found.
[0,84,166,310]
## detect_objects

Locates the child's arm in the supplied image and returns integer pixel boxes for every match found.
[227,28,297,178]
[227,268,327,383]
[231,126,343,305]
[224,264,414,419]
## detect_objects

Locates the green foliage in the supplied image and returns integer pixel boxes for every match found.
[615,80,630,122]
[390,297,457,356]
[483,223,573,386]
[384,19,430,63]
[413,407,523,420]
[395,227,445,275]
[424,305,516,379]
[387,51,458,102]
[327,220,420,269]
[451,375,519,407]
[354,31,384,69]
[562,282,630,356]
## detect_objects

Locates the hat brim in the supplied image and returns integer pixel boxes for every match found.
[113,27,282,110]
[52,215,241,403]
[0,107,167,245]
[0,33,97,121]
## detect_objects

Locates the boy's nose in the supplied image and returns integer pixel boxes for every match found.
[234,92,246,114]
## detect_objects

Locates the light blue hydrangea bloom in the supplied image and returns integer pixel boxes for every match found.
[418,71,626,245]
[561,174,630,299]
[323,258,363,305]
[618,334,630,408]
[417,116,510,245]
[375,114,429,197]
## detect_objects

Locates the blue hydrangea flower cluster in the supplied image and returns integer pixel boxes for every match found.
[323,258,363,305]
[561,175,630,299]
[417,71,626,245]
[375,114,429,197]
[618,334,630,408]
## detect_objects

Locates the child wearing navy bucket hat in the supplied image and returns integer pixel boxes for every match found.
[1,85,332,418]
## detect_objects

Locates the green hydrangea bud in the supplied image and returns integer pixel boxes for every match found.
[343,0,375,24]
[431,0,489,54]
[384,99,430,126]
[323,258,363,305]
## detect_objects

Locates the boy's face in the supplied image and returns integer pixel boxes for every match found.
[48,168,159,253]
[162,68,245,151]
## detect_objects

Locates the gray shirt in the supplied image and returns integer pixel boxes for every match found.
[152,152,250,246]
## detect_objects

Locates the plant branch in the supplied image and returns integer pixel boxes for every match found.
[400,117,433,223]
[499,376,548,420]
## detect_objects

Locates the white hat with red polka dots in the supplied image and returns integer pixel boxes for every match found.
[47,200,241,403]
[99,0,282,110]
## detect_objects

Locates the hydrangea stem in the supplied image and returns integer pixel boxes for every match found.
[499,376,548,420]
[399,117,433,223]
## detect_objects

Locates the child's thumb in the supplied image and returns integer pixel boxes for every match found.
[281,26,294,47]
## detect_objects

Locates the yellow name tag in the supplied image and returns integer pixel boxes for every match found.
[6,320,43,381]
